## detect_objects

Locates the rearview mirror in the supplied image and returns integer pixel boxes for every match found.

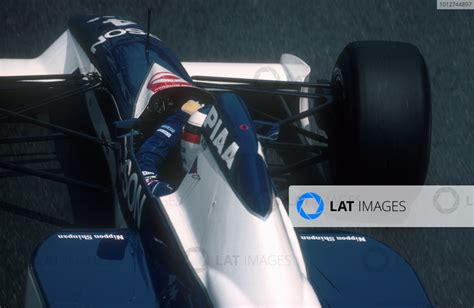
[113,118,139,130]
[113,118,140,138]
[254,120,280,141]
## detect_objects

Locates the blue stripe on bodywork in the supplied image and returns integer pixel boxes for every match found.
[32,230,157,307]
[68,15,192,119]
[31,229,208,307]
[203,92,275,219]
[296,229,432,307]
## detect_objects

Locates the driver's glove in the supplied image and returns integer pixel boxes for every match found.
[181,100,202,115]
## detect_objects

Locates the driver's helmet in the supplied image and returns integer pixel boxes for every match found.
[181,105,211,172]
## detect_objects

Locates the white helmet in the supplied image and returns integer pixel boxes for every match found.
[181,106,209,172]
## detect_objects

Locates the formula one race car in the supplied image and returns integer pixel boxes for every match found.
[0,15,432,307]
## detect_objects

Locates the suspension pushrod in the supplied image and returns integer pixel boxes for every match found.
[0,107,113,147]
[0,82,102,121]
[277,99,333,125]
[0,160,110,192]
[0,133,67,144]
[194,81,330,100]
[249,107,328,143]
[262,141,325,152]
[270,154,328,176]
[0,73,84,82]
[192,75,332,88]
[0,200,73,227]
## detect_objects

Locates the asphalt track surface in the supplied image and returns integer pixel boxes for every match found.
[0,1,473,307]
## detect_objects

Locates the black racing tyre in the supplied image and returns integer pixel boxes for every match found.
[330,41,431,184]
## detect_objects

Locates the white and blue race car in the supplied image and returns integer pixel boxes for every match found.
[0,15,432,307]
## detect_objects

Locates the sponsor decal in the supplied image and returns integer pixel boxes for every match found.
[57,234,125,240]
[87,16,160,54]
[119,159,147,227]
[157,128,172,138]
[155,123,177,139]
[202,106,240,169]
[161,125,176,133]
[299,235,367,242]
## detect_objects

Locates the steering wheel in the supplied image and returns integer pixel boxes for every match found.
[138,86,214,135]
